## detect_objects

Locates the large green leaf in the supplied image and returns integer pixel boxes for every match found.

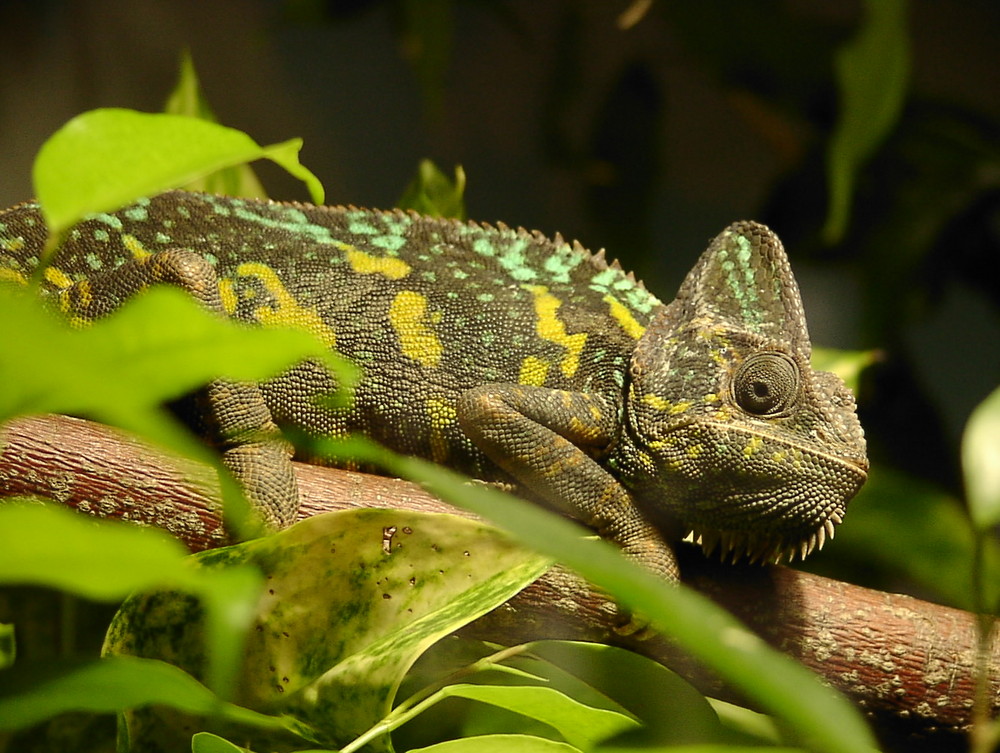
[33,108,324,242]
[105,509,550,751]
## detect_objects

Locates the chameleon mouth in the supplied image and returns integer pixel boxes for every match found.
[683,511,843,565]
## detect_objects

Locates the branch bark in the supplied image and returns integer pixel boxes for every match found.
[0,414,991,751]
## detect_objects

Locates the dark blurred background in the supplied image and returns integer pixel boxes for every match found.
[1,0,998,595]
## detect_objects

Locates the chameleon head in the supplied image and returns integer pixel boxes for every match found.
[615,221,868,565]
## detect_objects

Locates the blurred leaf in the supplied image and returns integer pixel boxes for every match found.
[106,509,549,751]
[164,51,268,199]
[0,655,288,733]
[0,623,15,670]
[830,464,1000,610]
[398,159,467,219]
[33,108,323,245]
[0,286,352,456]
[824,0,910,243]
[192,732,250,753]
[409,735,581,752]
[511,641,721,746]
[964,385,1000,531]
[400,0,454,118]
[0,502,263,700]
[318,436,878,753]
[811,347,878,395]
[429,684,637,749]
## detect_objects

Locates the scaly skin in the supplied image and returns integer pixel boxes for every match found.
[0,191,868,580]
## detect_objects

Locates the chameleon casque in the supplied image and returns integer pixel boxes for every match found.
[0,191,868,581]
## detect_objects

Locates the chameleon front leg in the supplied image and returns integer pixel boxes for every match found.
[54,249,299,530]
[457,384,680,582]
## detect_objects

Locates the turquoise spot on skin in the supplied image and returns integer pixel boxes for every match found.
[232,206,337,246]
[371,234,406,253]
[89,213,123,231]
[124,206,148,222]
[348,220,378,235]
[420,270,437,282]
[94,229,110,243]
[177,206,190,219]
[542,245,583,283]
[477,292,494,302]
[472,237,496,258]
[453,269,468,280]
[727,233,763,330]
[85,253,102,270]
[155,233,170,244]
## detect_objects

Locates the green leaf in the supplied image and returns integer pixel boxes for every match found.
[517,641,720,746]
[811,347,877,396]
[409,734,581,753]
[823,0,910,243]
[33,108,324,240]
[397,159,467,219]
[434,684,637,749]
[105,509,550,750]
[0,656,289,733]
[191,731,252,753]
[0,502,263,701]
[963,385,1000,530]
[0,623,15,670]
[321,437,878,753]
[598,746,804,753]
[0,285,353,455]
[163,51,269,199]
[0,502,199,601]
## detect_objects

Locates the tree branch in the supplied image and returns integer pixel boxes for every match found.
[0,414,989,750]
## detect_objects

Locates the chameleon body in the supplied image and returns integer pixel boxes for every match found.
[0,191,868,580]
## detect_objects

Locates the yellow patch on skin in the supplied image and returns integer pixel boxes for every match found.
[743,436,763,457]
[234,262,337,348]
[426,396,457,463]
[43,266,73,289]
[0,268,27,285]
[703,392,720,403]
[524,285,587,378]
[218,278,237,316]
[771,451,787,464]
[635,449,655,471]
[388,290,443,368]
[603,295,645,339]
[122,234,150,260]
[642,393,669,411]
[568,416,604,443]
[518,355,549,386]
[642,393,691,415]
[346,248,411,280]
[686,443,704,458]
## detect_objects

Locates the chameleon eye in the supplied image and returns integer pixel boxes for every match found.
[732,352,799,416]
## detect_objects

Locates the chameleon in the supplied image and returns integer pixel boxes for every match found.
[0,191,868,581]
